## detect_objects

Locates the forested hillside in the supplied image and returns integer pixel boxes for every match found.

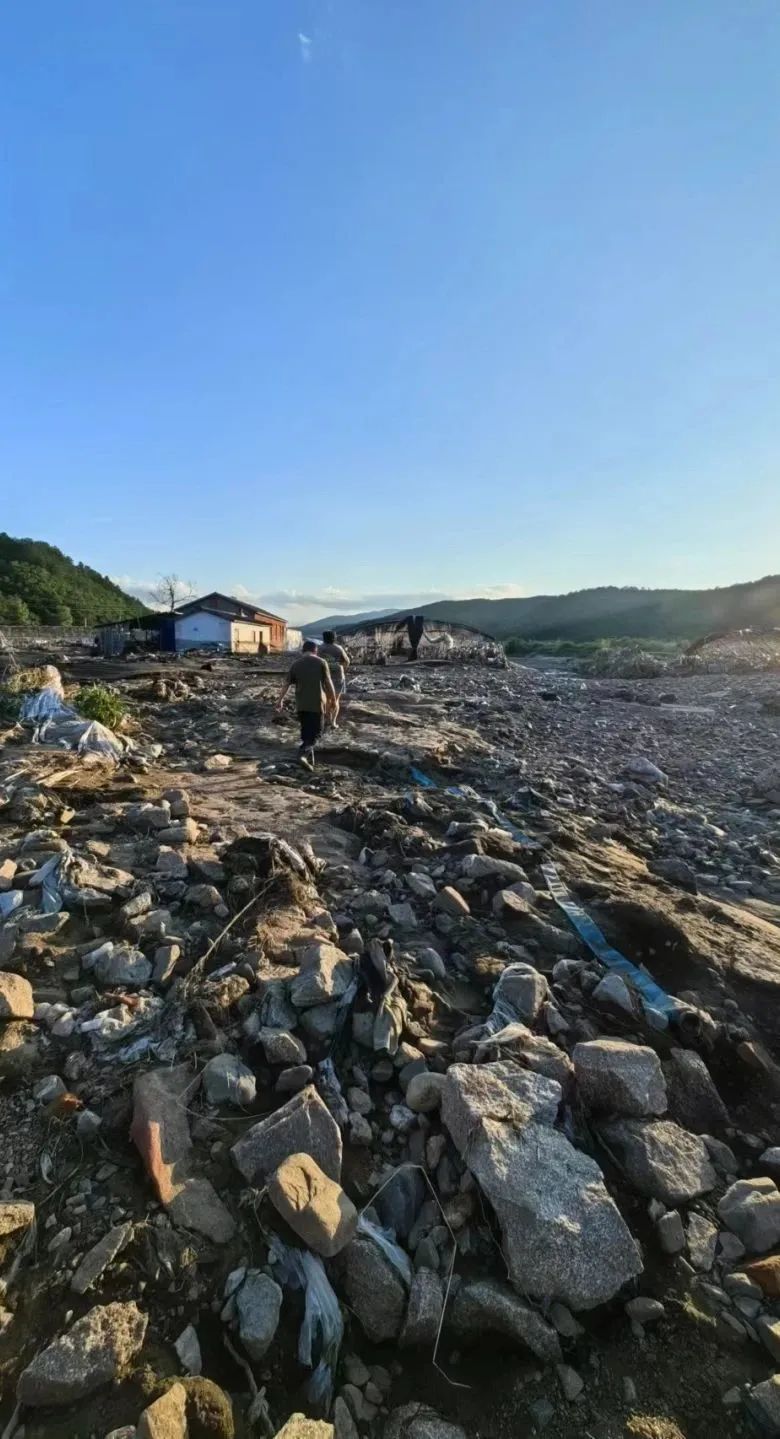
[326,575,780,643]
[0,533,147,625]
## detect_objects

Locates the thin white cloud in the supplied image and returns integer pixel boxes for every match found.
[298,31,312,62]
[112,576,526,626]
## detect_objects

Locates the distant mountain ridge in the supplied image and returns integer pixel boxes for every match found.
[308,576,780,643]
[0,533,149,626]
[301,608,396,635]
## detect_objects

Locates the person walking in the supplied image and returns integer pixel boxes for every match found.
[277,640,335,770]
[318,630,350,728]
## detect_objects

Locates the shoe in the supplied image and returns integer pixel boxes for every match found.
[299,754,314,772]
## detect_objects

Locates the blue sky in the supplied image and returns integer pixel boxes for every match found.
[1,1,779,625]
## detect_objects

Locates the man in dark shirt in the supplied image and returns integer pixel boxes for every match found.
[318,629,350,729]
[277,641,335,770]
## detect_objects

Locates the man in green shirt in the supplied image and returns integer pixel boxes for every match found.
[277,641,336,770]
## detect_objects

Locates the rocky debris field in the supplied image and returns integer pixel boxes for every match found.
[1,652,780,1439]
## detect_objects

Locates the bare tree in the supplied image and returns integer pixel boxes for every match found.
[152,574,196,612]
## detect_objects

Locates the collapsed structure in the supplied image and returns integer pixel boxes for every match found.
[335,615,505,665]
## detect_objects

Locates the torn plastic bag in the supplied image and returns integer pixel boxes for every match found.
[33,716,125,762]
[269,1240,343,1408]
[28,849,73,914]
[0,890,24,919]
[317,1057,349,1128]
[483,962,544,1037]
[357,1213,413,1287]
[19,667,72,724]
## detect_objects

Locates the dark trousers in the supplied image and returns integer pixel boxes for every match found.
[298,710,323,753]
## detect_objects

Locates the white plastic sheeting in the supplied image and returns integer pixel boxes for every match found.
[18,667,126,762]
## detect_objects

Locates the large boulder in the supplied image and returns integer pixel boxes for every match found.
[232,1086,342,1185]
[131,1067,235,1243]
[598,1119,716,1204]
[17,1301,147,1406]
[718,1178,780,1253]
[268,1153,357,1257]
[573,1040,667,1118]
[441,1064,642,1310]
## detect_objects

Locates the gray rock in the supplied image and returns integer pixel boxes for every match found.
[702,1134,738,1176]
[276,1064,314,1094]
[400,1267,444,1348]
[450,1278,561,1361]
[556,1364,584,1401]
[93,946,152,989]
[340,1230,409,1342]
[657,1210,685,1254]
[686,1212,718,1271]
[625,1296,665,1324]
[334,1397,359,1439]
[442,1064,642,1310]
[384,1405,466,1439]
[549,1302,583,1338]
[71,1222,133,1295]
[573,1040,666,1118]
[374,1167,426,1240]
[290,942,354,1009]
[747,1374,780,1434]
[598,1118,716,1204]
[301,1002,341,1042]
[174,1322,202,1374]
[202,1053,257,1107]
[442,1061,561,1155]
[407,872,437,900]
[232,1085,342,1185]
[259,1027,307,1065]
[481,1024,573,1088]
[663,1049,729,1134]
[17,1301,147,1406]
[406,1071,447,1113]
[236,1271,282,1360]
[759,1147,780,1181]
[718,1177,780,1253]
[492,965,550,1024]
[592,973,636,1016]
[460,854,529,885]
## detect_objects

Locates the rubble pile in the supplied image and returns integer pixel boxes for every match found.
[0,652,779,1437]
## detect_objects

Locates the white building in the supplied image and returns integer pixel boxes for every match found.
[174,608,272,654]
